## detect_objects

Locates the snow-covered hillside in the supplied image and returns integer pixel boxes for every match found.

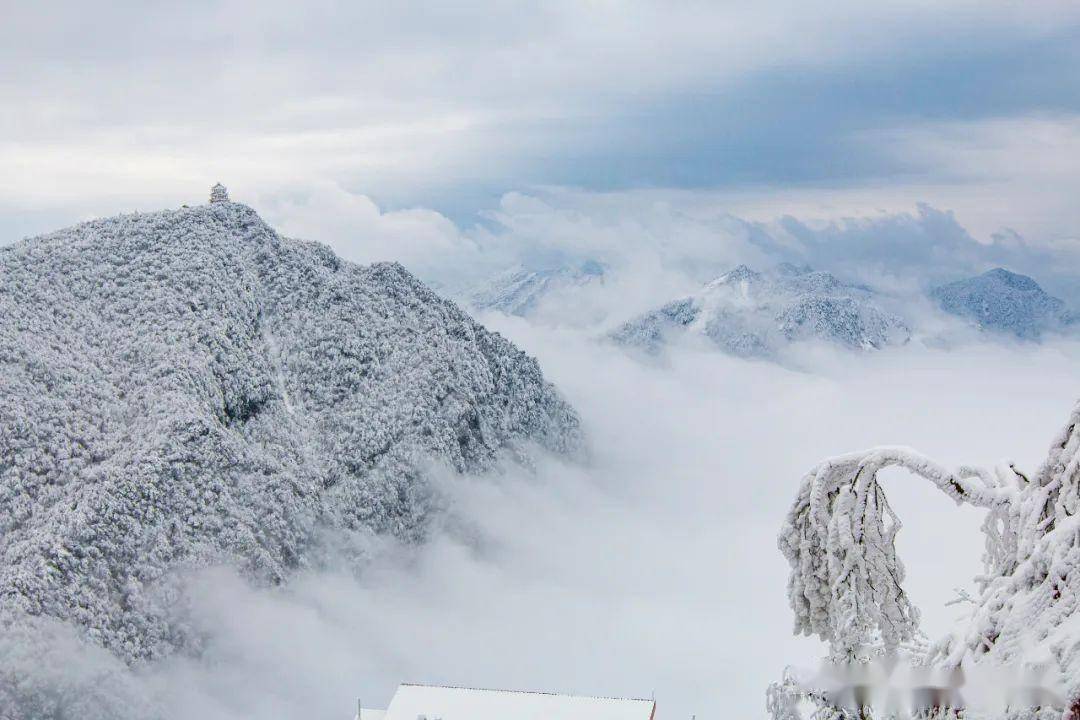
[0,201,582,670]
[930,268,1077,340]
[467,261,607,317]
[610,264,910,358]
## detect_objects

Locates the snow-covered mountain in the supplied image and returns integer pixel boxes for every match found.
[0,201,582,671]
[467,260,606,317]
[930,267,1077,339]
[610,264,910,358]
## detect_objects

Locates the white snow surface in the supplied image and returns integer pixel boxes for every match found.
[0,201,582,672]
[382,684,655,720]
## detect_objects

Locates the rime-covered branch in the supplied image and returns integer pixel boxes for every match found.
[773,400,1080,719]
[779,446,1015,658]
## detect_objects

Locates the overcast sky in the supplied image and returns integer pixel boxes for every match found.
[4,1,1080,246]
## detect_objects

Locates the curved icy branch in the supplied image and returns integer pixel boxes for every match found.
[779,446,1015,658]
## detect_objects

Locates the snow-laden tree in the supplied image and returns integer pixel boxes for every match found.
[771,399,1080,719]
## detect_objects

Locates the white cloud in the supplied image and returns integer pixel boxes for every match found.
[260,183,473,279]
[10,328,1080,719]
[255,182,1080,329]
[852,116,1080,244]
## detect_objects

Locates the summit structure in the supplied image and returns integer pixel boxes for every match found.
[209,182,229,203]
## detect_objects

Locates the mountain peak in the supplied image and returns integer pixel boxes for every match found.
[613,264,908,358]
[718,264,762,284]
[979,266,1040,291]
[467,260,607,318]
[0,202,582,670]
[931,268,1071,339]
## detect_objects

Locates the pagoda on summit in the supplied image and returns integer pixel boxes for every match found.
[209,183,229,204]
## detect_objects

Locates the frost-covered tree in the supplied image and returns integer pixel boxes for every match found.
[771,399,1080,719]
[209,182,229,203]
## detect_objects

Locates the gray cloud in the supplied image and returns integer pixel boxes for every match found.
[4,1,1080,239]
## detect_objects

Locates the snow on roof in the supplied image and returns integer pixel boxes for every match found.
[355,709,387,720]
[383,684,656,720]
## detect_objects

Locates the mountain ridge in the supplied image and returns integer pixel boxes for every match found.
[467,260,607,317]
[930,267,1077,339]
[610,264,910,358]
[0,200,582,670]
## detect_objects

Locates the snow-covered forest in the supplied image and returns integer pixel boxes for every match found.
[0,202,582,714]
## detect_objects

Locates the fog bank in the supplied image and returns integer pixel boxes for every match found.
[104,331,1080,720]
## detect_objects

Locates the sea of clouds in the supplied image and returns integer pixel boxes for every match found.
[14,325,1080,720]
[6,187,1080,719]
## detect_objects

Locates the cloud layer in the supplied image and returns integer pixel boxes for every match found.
[4,1,1080,246]
[257,186,1080,322]
[9,326,1080,719]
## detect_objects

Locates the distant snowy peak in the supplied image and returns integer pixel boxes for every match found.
[930,267,1076,339]
[612,264,909,358]
[469,260,606,317]
[711,263,764,286]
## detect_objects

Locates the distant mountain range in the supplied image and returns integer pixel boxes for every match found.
[464,259,1077,352]
[610,264,910,358]
[929,267,1077,339]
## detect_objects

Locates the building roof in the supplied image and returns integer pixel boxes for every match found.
[382,684,656,720]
